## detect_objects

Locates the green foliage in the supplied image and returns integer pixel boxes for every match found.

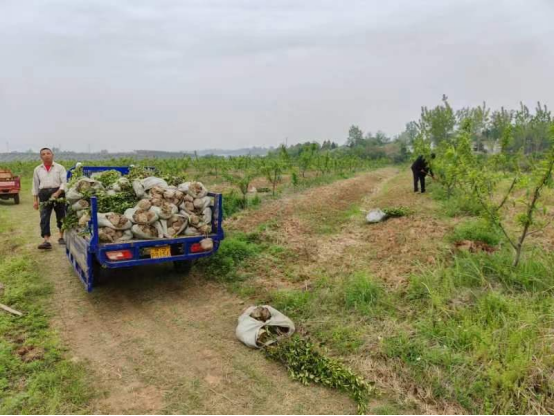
[162,173,188,187]
[382,206,412,218]
[126,165,152,181]
[66,164,84,189]
[95,190,137,213]
[0,255,92,414]
[291,171,299,186]
[61,210,81,232]
[223,167,259,205]
[393,246,554,413]
[448,219,503,246]
[270,290,314,317]
[222,190,245,218]
[196,234,260,280]
[260,158,285,196]
[438,191,484,217]
[343,272,387,314]
[264,335,373,413]
[39,197,66,209]
[421,103,554,266]
[94,169,121,187]
[419,95,456,145]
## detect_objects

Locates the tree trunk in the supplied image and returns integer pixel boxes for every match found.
[513,244,523,267]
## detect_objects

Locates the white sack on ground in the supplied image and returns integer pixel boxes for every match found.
[236,305,295,348]
[366,209,387,223]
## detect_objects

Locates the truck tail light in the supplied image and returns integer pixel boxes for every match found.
[190,243,205,253]
[106,250,133,261]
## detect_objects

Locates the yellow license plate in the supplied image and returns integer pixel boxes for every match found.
[150,246,171,259]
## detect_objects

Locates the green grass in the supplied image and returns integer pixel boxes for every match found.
[196,232,261,281]
[343,272,389,315]
[304,203,361,235]
[312,324,365,354]
[448,218,503,246]
[0,255,93,414]
[257,240,554,413]
[268,272,391,353]
[388,247,554,414]
[430,187,484,217]
[219,169,554,413]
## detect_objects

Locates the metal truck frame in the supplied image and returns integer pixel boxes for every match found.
[65,166,225,292]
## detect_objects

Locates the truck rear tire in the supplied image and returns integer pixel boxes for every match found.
[13,194,20,205]
[174,260,193,275]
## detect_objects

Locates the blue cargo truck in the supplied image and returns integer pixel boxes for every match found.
[65,166,225,291]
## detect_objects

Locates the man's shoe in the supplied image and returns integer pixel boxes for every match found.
[58,238,66,246]
[38,241,52,250]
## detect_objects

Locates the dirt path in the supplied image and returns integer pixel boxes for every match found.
[8,176,416,414]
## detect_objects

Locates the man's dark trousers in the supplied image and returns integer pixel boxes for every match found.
[38,188,65,238]
[412,168,427,193]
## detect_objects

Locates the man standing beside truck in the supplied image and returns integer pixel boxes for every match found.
[32,148,67,249]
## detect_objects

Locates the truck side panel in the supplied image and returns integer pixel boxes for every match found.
[65,229,94,290]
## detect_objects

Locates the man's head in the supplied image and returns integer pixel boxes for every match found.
[40,148,54,165]
[430,153,436,159]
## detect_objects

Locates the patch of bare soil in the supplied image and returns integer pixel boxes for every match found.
[454,240,497,253]
[228,168,397,234]
[16,345,45,363]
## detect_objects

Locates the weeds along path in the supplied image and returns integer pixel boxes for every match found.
[9,184,356,414]
[227,169,462,414]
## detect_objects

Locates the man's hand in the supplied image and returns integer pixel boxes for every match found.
[33,201,39,210]
[52,191,61,199]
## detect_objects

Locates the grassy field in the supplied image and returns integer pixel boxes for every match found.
[1,166,553,414]
[217,170,554,414]
[0,182,93,414]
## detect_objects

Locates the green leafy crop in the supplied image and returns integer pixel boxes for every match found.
[265,335,373,413]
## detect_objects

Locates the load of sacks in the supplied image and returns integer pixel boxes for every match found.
[66,175,215,244]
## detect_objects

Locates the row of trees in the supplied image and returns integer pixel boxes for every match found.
[402,95,552,155]
[219,148,382,206]
[419,110,554,266]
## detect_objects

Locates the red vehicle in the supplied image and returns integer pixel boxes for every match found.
[0,169,21,204]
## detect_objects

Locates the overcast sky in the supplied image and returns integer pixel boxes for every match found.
[1,0,553,152]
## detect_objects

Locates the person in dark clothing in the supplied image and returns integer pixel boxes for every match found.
[411,153,435,193]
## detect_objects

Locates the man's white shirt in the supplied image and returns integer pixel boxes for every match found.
[32,162,67,196]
